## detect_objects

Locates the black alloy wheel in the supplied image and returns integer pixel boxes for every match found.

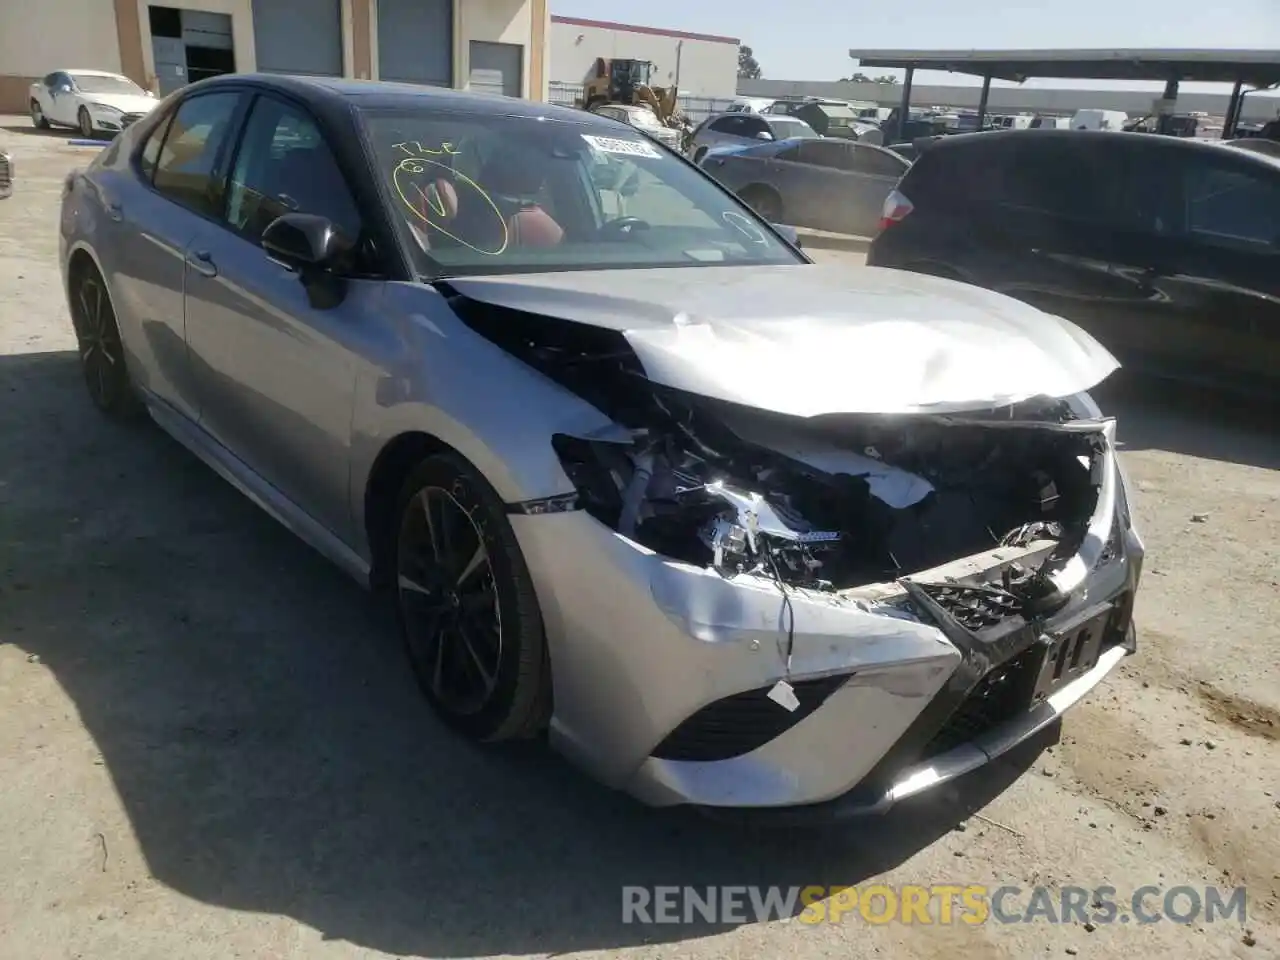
[70,265,143,419]
[393,454,550,741]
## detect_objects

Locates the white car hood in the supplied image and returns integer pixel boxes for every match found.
[83,92,156,114]
[446,264,1119,417]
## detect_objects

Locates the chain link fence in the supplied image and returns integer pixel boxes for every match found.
[548,82,737,124]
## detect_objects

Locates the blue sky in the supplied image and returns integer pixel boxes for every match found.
[551,0,1280,93]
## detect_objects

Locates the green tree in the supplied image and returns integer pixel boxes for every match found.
[738,45,763,80]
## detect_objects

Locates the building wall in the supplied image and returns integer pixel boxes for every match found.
[0,0,123,113]
[550,15,738,98]
[453,0,530,93]
[0,0,550,112]
[736,77,1280,123]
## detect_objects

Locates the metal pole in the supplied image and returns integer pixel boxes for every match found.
[976,73,991,129]
[1223,80,1243,138]
[898,66,914,142]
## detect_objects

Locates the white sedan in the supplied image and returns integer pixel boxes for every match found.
[29,69,158,139]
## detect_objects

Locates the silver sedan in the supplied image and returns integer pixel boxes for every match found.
[59,73,1142,818]
[700,136,911,237]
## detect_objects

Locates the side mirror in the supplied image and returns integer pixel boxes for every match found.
[262,212,349,270]
[57,84,73,95]
[755,130,774,141]
[262,213,352,309]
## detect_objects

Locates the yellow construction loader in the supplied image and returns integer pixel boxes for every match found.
[577,58,690,140]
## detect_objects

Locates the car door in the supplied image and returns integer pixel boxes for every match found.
[47,72,78,125]
[106,90,245,419]
[835,143,909,236]
[1134,148,1280,384]
[181,91,384,539]
[966,136,1164,359]
[769,139,858,231]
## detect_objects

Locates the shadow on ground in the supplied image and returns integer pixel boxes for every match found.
[1093,372,1280,472]
[0,350,1052,956]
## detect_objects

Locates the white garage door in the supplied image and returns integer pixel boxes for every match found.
[253,0,344,76]
[378,0,452,86]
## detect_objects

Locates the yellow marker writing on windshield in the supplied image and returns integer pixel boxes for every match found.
[392,155,509,256]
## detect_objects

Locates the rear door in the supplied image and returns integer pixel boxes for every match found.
[773,139,872,232]
[1135,147,1280,384]
[106,90,245,419]
[960,136,1164,359]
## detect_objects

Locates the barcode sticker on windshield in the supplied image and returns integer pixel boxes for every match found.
[582,134,662,159]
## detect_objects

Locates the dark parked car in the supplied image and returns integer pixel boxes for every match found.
[0,148,11,199]
[867,129,1280,392]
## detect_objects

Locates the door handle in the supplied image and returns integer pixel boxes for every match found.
[104,201,123,222]
[186,249,218,278]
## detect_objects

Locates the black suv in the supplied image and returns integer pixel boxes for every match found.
[867,129,1280,393]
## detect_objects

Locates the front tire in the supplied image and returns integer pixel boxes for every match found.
[69,262,144,420]
[393,453,551,742]
[31,99,49,129]
[78,107,94,139]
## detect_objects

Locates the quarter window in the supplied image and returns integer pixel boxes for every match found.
[151,92,240,217]
[1184,164,1280,249]
[224,95,363,247]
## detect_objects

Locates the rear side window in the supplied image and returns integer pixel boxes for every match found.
[901,141,1004,208]
[1183,162,1280,250]
[849,145,908,178]
[151,91,241,218]
[998,138,1124,222]
[137,109,175,181]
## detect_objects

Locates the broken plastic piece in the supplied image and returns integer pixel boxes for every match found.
[767,680,800,712]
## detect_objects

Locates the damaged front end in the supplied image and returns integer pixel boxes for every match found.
[450,292,1142,814]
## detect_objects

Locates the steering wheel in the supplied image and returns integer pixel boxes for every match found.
[598,216,651,239]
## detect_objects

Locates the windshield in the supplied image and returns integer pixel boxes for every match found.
[73,74,144,96]
[767,117,818,139]
[626,107,664,130]
[361,109,802,277]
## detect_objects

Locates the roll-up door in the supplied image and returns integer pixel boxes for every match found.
[378,0,453,86]
[253,0,344,76]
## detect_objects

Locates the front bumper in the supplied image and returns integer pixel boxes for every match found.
[511,424,1142,812]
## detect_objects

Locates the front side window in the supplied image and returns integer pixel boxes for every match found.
[362,109,803,277]
[151,92,241,217]
[848,144,909,177]
[225,95,362,245]
[1183,162,1280,250]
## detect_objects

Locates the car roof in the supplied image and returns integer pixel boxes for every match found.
[173,73,617,127]
[63,69,130,78]
[921,127,1280,167]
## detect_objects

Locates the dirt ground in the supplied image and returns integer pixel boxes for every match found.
[0,116,1277,960]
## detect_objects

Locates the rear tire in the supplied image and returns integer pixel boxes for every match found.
[30,99,49,129]
[393,452,551,742]
[69,261,145,420]
[739,185,782,222]
[692,147,708,164]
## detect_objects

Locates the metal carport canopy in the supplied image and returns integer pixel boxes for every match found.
[845,48,1280,86]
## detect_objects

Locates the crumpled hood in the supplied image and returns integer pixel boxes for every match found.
[445,264,1119,416]
[84,92,156,114]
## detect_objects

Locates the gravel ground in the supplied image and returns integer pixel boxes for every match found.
[0,117,1277,960]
